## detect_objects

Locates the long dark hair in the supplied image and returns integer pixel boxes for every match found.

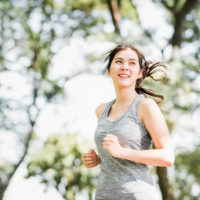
[104,44,167,103]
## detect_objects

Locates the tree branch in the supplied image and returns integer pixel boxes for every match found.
[171,0,199,47]
[160,0,175,12]
[156,167,173,200]
[106,0,121,35]
[64,68,92,81]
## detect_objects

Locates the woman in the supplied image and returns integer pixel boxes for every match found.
[82,44,174,200]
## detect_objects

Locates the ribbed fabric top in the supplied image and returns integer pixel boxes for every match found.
[94,94,159,200]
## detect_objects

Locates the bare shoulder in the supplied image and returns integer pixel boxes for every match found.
[95,102,109,119]
[139,97,161,121]
[140,97,158,109]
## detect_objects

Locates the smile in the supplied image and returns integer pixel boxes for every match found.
[118,74,129,78]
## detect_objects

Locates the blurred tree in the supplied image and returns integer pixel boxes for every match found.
[156,0,199,47]
[0,0,200,200]
[138,1,200,199]
[26,132,99,200]
[0,0,95,199]
[173,146,200,199]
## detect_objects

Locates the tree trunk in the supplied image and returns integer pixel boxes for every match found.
[164,0,199,47]
[157,167,173,200]
[0,129,34,200]
[106,0,121,35]
[0,185,6,200]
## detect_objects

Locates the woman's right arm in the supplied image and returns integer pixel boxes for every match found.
[82,103,108,168]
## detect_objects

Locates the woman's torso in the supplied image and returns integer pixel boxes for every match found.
[94,94,160,200]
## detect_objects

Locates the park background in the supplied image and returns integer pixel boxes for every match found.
[0,0,200,200]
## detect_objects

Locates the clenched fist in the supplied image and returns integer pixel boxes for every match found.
[82,149,100,168]
[103,134,123,158]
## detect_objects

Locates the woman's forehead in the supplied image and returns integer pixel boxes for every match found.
[114,48,138,60]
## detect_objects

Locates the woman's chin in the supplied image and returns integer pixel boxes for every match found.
[118,83,133,88]
[113,79,135,88]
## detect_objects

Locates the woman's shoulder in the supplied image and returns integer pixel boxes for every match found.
[139,97,160,120]
[139,97,157,108]
[95,102,109,119]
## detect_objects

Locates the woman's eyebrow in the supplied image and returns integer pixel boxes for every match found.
[114,57,137,61]
[114,57,123,60]
[129,58,137,61]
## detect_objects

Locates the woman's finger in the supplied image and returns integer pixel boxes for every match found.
[86,160,94,164]
[84,161,92,167]
[88,150,93,155]
[83,154,92,158]
[104,146,112,151]
[103,136,113,140]
[83,154,93,158]
[86,162,96,168]
[103,138,113,143]
[84,157,94,161]
[103,141,112,146]
[83,154,90,158]
[86,165,93,168]
[103,144,109,149]
[106,134,115,138]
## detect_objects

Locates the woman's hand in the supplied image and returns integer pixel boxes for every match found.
[103,134,123,158]
[82,149,100,168]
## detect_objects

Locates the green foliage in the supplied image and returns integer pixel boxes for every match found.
[173,147,200,200]
[120,0,139,23]
[26,133,99,200]
[0,0,200,199]
[182,4,200,44]
[0,0,102,197]
[67,0,106,12]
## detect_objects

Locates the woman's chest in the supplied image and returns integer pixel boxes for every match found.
[94,117,151,148]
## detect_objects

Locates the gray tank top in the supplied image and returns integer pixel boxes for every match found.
[94,94,160,200]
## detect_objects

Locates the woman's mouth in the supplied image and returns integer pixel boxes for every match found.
[118,74,129,78]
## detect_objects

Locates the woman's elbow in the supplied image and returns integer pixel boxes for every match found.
[165,159,174,167]
[164,152,175,167]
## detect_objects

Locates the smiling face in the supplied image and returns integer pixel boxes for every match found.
[108,48,143,89]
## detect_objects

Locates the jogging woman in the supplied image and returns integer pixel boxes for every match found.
[82,44,174,200]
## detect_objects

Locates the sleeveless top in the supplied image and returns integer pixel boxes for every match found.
[94,94,160,200]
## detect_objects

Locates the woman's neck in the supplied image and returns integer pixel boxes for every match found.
[114,86,138,106]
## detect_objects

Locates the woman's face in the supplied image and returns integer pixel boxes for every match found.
[108,48,142,88]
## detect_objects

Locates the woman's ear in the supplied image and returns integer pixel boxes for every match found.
[138,69,143,79]
[107,69,111,76]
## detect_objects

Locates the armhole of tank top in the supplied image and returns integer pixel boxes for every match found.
[133,95,153,145]
[98,101,113,120]
[133,95,146,128]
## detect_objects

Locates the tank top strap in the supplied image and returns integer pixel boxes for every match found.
[131,94,145,124]
[100,99,115,118]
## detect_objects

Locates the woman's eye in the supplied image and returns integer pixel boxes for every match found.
[116,60,122,64]
[130,62,136,65]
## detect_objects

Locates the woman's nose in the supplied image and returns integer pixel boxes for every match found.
[121,63,129,70]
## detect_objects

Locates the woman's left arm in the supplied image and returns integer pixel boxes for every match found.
[103,98,175,167]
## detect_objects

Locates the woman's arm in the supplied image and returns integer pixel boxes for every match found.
[103,98,174,167]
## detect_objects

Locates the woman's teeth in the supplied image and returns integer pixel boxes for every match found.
[119,75,128,77]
